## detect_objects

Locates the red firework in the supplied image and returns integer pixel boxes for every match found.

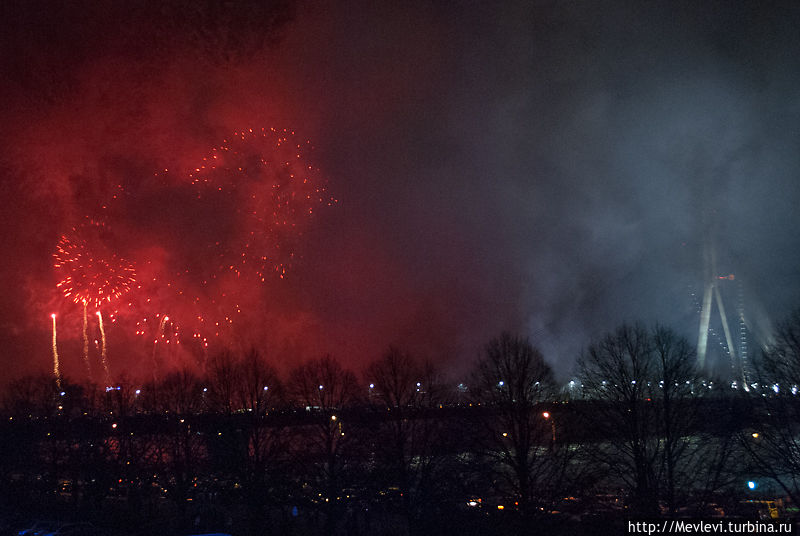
[47,128,336,369]
[54,219,137,309]
[187,127,337,282]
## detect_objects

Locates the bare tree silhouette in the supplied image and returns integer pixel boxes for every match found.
[469,332,561,513]
[288,355,361,536]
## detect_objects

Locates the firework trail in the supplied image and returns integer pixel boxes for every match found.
[96,311,110,385]
[51,314,61,389]
[82,301,91,376]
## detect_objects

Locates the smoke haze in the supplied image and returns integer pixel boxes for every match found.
[1,0,799,383]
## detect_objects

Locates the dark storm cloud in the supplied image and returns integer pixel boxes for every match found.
[1,0,799,382]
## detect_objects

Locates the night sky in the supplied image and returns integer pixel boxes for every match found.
[2,0,800,384]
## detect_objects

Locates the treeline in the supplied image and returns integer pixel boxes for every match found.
[2,314,800,535]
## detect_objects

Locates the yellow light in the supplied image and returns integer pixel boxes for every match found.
[96,311,109,384]
[51,313,61,389]
[752,432,759,439]
[497,505,504,510]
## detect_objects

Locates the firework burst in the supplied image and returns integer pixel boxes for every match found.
[48,128,336,378]
[54,219,137,309]
[185,127,337,282]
